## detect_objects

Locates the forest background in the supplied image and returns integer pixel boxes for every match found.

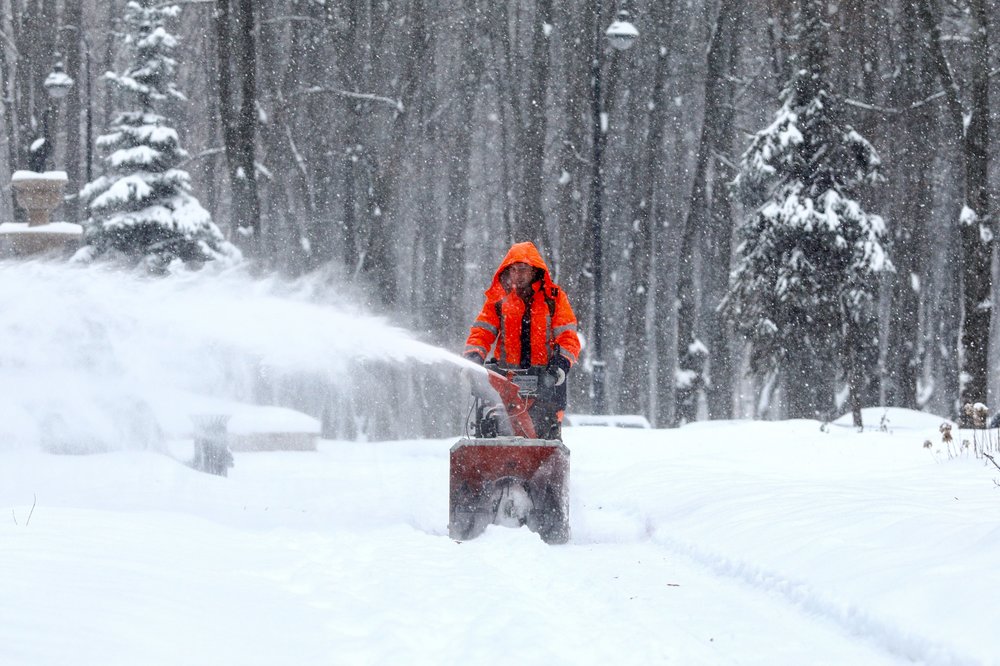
[1,0,997,435]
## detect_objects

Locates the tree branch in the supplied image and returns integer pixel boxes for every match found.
[984,451,1000,473]
[260,15,326,27]
[915,0,966,141]
[0,27,19,56]
[292,86,404,113]
[844,69,1000,116]
[712,149,738,171]
[180,147,225,166]
[843,91,946,115]
[153,0,215,7]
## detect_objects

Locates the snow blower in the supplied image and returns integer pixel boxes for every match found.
[449,363,570,544]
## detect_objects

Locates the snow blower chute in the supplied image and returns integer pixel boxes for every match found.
[449,363,570,544]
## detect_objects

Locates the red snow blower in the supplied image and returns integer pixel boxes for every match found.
[449,363,570,544]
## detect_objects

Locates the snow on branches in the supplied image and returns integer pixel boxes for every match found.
[723,0,891,419]
[105,2,185,108]
[78,2,237,271]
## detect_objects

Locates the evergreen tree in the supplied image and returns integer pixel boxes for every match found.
[78,1,237,270]
[723,0,891,422]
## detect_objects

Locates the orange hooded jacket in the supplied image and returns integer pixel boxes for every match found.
[465,242,581,368]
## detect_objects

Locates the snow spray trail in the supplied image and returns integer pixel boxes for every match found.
[0,260,466,453]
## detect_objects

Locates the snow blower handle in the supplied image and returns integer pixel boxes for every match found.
[483,362,543,398]
[468,362,538,439]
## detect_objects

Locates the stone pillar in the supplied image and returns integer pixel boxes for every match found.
[11,171,67,226]
[1,171,82,257]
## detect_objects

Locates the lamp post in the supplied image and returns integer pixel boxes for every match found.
[589,8,638,414]
[27,59,74,173]
[57,25,94,225]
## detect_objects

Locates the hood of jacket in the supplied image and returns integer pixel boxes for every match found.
[485,242,555,300]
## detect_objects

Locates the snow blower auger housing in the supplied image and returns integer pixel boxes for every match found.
[449,363,570,544]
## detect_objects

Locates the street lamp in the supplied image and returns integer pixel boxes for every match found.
[605,11,639,51]
[589,8,638,414]
[28,59,74,173]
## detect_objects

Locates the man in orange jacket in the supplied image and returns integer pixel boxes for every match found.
[464,242,581,439]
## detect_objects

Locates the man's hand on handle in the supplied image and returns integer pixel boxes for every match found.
[544,354,570,387]
[463,351,485,365]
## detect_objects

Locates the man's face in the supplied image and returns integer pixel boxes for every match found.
[507,262,535,290]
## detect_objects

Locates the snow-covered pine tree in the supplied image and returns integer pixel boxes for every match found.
[78,1,237,270]
[723,0,891,423]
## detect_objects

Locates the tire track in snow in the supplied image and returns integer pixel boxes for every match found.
[651,533,982,666]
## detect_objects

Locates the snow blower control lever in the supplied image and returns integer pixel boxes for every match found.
[469,362,544,439]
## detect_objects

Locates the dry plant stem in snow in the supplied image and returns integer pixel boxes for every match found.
[11,494,37,527]
[958,403,999,459]
[939,422,962,459]
[983,453,1000,489]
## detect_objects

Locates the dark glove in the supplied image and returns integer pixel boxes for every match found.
[544,354,570,387]
[463,351,485,365]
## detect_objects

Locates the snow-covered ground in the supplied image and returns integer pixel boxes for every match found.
[3,411,998,666]
[3,261,999,665]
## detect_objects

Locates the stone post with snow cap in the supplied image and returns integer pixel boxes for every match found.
[12,171,66,226]
[1,171,83,256]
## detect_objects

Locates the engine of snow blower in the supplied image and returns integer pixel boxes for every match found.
[449,363,570,544]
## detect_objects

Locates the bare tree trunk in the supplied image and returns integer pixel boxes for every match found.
[619,0,675,417]
[485,1,517,246]
[961,0,992,416]
[514,0,552,249]
[701,0,741,420]
[400,2,441,332]
[11,0,57,176]
[257,1,315,273]
[10,0,30,175]
[654,3,699,428]
[553,0,591,413]
[674,221,702,424]
[675,0,740,424]
[336,0,367,271]
[437,4,483,342]
[0,0,14,218]
[845,321,863,426]
[61,0,83,222]
[358,0,430,307]
[216,0,261,256]
[100,0,115,131]
[883,5,933,410]
[916,0,992,422]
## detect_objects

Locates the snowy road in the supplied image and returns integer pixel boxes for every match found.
[2,413,997,665]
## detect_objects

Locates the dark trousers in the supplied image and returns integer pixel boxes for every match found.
[530,380,567,440]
